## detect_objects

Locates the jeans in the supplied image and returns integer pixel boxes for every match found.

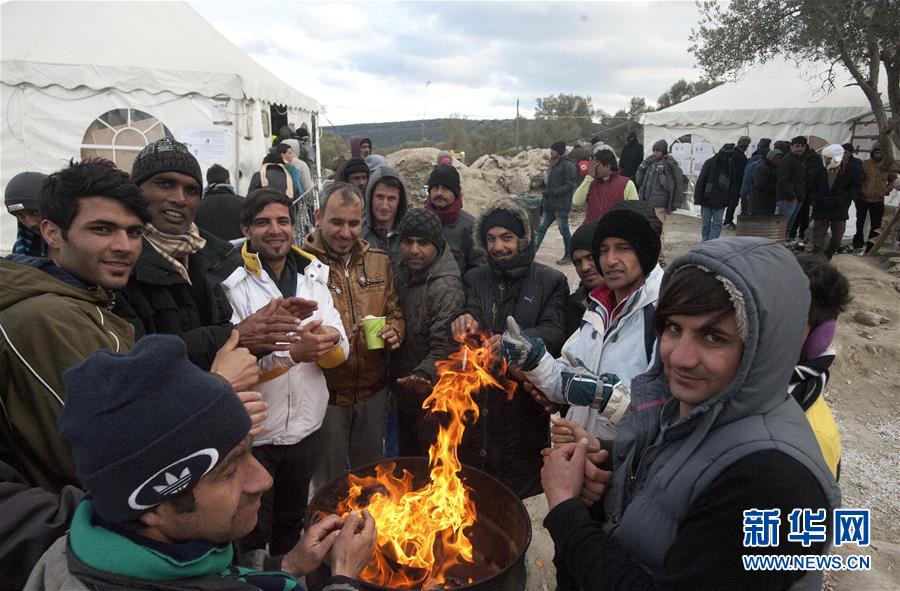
[853,200,885,251]
[775,200,799,240]
[533,207,571,257]
[241,430,321,554]
[312,389,387,492]
[812,219,847,259]
[701,207,726,241]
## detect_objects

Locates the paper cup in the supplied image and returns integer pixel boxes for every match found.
[362,316,386,350]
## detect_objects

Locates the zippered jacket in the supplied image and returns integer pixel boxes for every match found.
[222,243,348,446]
[303,230,404,405]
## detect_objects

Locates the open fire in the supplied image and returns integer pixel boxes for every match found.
[334,337,516,590]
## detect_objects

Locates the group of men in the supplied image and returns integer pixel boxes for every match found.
[0,127,868,589]
[696,135,897,257]
[535,136,683,264]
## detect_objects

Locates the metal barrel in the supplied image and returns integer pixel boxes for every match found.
[736,215,787,244]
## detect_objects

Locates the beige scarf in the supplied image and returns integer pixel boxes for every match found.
[144,223,207,284]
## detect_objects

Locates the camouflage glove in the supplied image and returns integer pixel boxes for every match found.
[500,316,546,371]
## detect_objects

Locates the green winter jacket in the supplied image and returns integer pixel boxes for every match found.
[0,257,134,493]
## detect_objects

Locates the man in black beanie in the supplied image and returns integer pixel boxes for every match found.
[391,208,464,456]
[5,171,48,256]
[340,157,370,194]
[450,198,568,498]
[535,141,577,265]
[424,164,483,275]
[504,205,664,449]
[26,334,375,590]
[115,138,301,373]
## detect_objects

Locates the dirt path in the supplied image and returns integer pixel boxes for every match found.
[525,210,900,590]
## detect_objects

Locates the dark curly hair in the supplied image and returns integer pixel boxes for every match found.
[796,254,852,328]
[39,159,150,239]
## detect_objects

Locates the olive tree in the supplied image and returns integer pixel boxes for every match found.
[690,0,899,167]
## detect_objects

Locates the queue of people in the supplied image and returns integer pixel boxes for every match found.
[0,127,883,590]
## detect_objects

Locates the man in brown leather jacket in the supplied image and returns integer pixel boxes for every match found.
[304,183,404,488]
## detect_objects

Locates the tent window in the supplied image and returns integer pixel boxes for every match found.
[81,109,174,174]
[261,110,271,138]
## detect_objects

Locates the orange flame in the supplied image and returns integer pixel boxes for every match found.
[336,336,516,589]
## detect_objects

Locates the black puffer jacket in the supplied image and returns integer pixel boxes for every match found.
[694,144,743,209]
[114,231,240,370]
[459,198,569,498]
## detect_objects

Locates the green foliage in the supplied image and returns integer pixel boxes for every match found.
[531,94,599,146]
[319,131,348,171]
[689,0,900,165]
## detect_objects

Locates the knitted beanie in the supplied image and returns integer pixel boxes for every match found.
[428,165,461,197]
[592,208,661,278]
[570,222,598,256]
[5,171,48,213]
[342,158,369,180]
[131,138,203,188]
[550,141,567,156]
[481,208,525,241]
[59,335,250,523]
[767,149,783,163]
[652,139,668,154]
[609,200,663,237]
[398,207,444,251]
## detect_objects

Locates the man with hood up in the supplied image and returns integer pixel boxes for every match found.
[542,237,840,589]
[694,143,743,241]
[334,136,373,182]
[390,208,464,457]
[450,198,568,498]
[635,139,684,250]
[811,144,858,259]
[739,138,771,212]
[618,130,644,180]
[361,167,409,265]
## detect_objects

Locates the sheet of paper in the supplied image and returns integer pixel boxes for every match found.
[177,128,228,162]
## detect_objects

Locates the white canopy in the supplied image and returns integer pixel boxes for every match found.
[1,1,319,111]
[640,59,883,152]
[2,1,320,252]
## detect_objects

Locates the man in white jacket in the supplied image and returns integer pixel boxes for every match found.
[221,189,348,555]
[502,202,663,443]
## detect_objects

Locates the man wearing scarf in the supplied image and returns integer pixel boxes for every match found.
[116,139,300,371]
[450,198,568,498]
[424,164,483,275]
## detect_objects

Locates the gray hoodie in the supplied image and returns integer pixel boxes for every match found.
[361,167,408,265]
[602,237,840,587]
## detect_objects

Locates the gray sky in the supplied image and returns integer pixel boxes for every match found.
[191,0,703,125]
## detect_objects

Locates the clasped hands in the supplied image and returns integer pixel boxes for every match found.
[542,417,612,511]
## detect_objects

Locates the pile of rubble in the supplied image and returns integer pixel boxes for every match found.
[385,147,550,212]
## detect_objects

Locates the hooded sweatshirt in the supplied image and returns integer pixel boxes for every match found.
[1,256,134,493]
[361,167,408,265]
[545,238,840,590]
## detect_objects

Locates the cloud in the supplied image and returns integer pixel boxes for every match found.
[193,1,704,124]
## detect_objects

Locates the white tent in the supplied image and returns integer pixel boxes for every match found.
[640,59,883,155]
[1,0,321,252]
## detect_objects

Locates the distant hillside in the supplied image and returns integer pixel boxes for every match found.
[325,118,512,151]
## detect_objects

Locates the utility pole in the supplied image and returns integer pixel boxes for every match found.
[515,99,520,150]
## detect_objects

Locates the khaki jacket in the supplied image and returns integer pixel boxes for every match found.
[303,231,404,404]
[860,158,898,203]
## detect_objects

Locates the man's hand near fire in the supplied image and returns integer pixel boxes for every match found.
[451,313,480,341]
[280,510,376,580]
[396,373,433,394]
[543,433,612,508]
